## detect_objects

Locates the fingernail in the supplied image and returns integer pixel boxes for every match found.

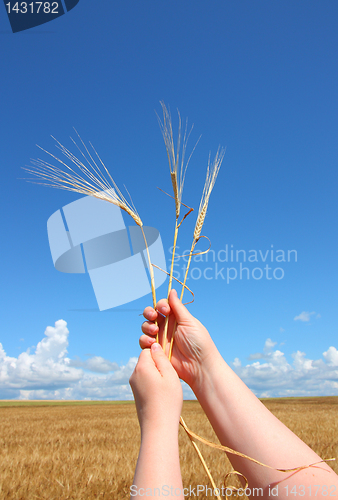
[151,342,162,352]
[160,305,168,314]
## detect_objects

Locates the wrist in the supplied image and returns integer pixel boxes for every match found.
[190,342,226,399]
[139,408,181,434]
[140,420,180,442]
[191,347,226,399]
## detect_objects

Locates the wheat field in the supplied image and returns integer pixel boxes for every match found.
[0,398,337,499]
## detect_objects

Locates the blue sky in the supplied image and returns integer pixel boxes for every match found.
[1,0,337,400]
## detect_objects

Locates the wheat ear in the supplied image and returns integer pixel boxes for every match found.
[23,131,157,316]
[157,103,197,352]
[180,147,224,301]
[158,105,221,494]
[168,148,225,360]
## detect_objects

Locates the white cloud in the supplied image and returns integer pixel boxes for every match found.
[294,311,315,322]
[1,322,337,401]
[292,351,315,371]
[323,346,338,366]
[0,320,137,401]
[248,338,278,360]
[264,338,277,352]
[233,357,241,367]
[248,352,265,360]
[232,340,338,398]
[69,356,119,373]
[0,321,81,392]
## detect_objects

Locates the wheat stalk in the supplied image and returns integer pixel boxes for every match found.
[157,103,198,352]
[23,131,157,315]
[157,105,225,495]
[180,416,222,500]
[180,147,225,300]
[24,123,221,496]
[168,147,225,360]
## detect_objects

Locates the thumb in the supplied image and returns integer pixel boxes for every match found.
[168,289,194,325]
[150,342,174,376]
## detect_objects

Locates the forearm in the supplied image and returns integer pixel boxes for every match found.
[192,350,337,498]
[131,426,184,499]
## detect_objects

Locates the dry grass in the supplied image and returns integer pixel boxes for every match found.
[0,398,337,499]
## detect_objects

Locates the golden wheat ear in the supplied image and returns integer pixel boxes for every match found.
[168,146,226,360]
[194,146,225,241]
[23,132,143,227]
[157,106,224,499]
[178,146,225,306]
[157,103,200,351]
[23,131,158,315]
[157,102,199,219]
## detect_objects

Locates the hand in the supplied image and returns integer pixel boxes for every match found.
[140,289,219,391]
[129,342,183,435]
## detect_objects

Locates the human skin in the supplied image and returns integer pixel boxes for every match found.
[140,289,338,499]
[129,342,184,499]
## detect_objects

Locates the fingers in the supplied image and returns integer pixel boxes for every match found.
[143,292,191,326]
[143,300,171,323]
[143,306,157,322]
[129,348,151,388]
[150,342,175,377]
[139,333,156,349]
[133,347,152,370]
[142,300,171,347]
[141,292,192,353]
[168,289,194,324]
[141,320,158,337]
[155,299,171,317]
[132,345,173,380]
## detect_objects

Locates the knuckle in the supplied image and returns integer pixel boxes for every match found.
[143,306,155,319]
